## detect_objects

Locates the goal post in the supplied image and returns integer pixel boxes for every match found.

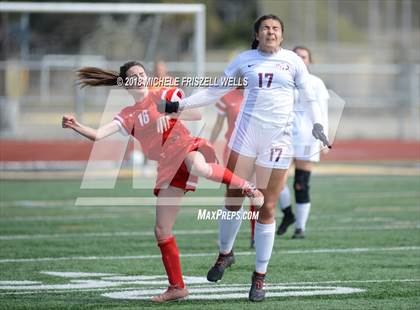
[0,2,206,75]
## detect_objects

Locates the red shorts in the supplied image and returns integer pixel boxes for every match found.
[153,137,217,196]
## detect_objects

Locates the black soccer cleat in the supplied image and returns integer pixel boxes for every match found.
[206,251,235,282]
[276,213,296,236]
[250,239,255,249]
[292,228,305,239]
[249,271,266,302]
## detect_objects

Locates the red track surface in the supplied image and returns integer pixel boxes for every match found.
[0,139,419,162]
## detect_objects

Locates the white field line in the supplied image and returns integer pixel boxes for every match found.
[0,200,76,208]
[0,214,121,222]
[353,207,420,213]
[0,211,418,223]
[0,278,418,296]
[75,197,225,206]
[1,224,419,241]
[0,229,217,240]
[316,191,420,199]
[74,195,420,206]
[315,224,420,230]
[0,191,420,208]
[0,246,418,264]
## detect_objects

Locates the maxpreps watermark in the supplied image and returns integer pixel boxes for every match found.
[117,76,248,88]
[197,209,259,221]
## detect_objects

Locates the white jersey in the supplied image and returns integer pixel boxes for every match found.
[294,73,329,133]
[292,73,329,162]
[180,48,322,128]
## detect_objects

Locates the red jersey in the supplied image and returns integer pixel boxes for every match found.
[113,88,192,161]
[215,89,243,141]
[113,88,217,196]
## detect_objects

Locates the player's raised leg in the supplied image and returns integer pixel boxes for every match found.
[152,186,189,302]
[184,151,263,207]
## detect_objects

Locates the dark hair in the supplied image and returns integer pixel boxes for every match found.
[251,14,284,49]
[293,46,312,63]
[77,61,145,88]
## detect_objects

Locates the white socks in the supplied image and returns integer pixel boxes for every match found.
[219,206,243,254]
[255,221,276,274]
[295,202,311,231]
[279,185,291,210]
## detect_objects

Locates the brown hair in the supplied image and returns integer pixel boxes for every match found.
[293,46,312,63]
[77,61,145,88]
[251,14,284,49]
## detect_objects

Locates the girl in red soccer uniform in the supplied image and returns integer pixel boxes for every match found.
[61,61,263,302]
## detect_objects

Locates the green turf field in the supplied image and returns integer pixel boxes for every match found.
[0,175,419,309]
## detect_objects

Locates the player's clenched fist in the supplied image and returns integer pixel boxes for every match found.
[312,123,331,149]
[62,115,79,129]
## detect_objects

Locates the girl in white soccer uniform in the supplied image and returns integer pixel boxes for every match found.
[159,15,329,302]
[277,47,329,239]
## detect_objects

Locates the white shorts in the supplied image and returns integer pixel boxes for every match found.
[228,117,293,169]
[292,111,321,162]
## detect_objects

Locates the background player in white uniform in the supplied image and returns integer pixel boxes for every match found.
[277,46,329,239]
[158,15,330,302]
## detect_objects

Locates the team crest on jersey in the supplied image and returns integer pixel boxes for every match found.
[276,62,290,71]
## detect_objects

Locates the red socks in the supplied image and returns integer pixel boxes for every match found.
[158,236,185,288]
[207,163,245,188]
[250,205,256,241]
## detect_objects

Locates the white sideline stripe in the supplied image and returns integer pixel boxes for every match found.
[0,281,41,285]
[1,279,419,296]
[0,214,120,222]
[0,230,217,240]
[324,191,420,199]
[75,195,420,206]
[1,192,418,209]
[1,224,418,241]
[41,272,118,278]
[0,246,418,264]
[1,212,418,223]
[0,200,76,208]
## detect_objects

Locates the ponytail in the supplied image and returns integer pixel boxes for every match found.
[77,60,145,88]
[77,67,119,88]
[251,38,259,49]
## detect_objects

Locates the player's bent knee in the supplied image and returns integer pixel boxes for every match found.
[258,202,276,220]
[189,164,209,178]
[294,169,311,203]
[295,187,310,203]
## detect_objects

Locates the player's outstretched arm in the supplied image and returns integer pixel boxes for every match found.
[62,115,119,141]
[158,86,234,114]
